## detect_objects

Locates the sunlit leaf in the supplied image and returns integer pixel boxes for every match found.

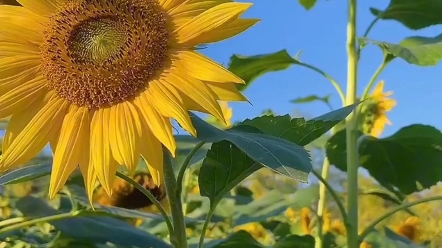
[326,125,442,195]
[298,0,317,10]
[228,50,299,91]
[370,0,442,30]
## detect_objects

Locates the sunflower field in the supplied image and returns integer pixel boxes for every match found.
[1,0,442,248]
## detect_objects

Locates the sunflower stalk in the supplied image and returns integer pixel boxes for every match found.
[163,147,188,248]
[345,0,359,246]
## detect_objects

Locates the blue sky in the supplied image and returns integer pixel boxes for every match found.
[201,0,442,138]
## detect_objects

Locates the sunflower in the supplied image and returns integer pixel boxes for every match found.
[0,0,257,201]
[393,216,422,242]
[360,81,396,137]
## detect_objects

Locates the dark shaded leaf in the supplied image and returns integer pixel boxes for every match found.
[370,0,442,30]
[326,125,442,195]
[15,196,172,248]
[0,162,52,185]
[228,50,299,91]
[274,235,315,248]
[212,231,265,248]
[365,228,426,248]
[291,94,331,107]
[360,35,442,66]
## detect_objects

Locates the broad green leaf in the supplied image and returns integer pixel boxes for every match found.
[228,50,299,91]
[15,196,172,248]
[241,104,357,146]
[326,125,442,195]
[365,228,426,248]
[299,0,317,10]
[361,35,442,66]
[370,0,442,30]
[0,162,52,185]
[274,235,315,248]
[212,231,265,248]
[291,94,331,106]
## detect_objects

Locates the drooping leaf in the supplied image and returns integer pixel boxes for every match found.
[174,134,211,166]
[370,0,442,30]
[274,235,315,248]
[15,196,172,248]
[291,94,331,106]
[360,35,442,66]
[228,50,299,91]
[364,228,427,248]
[0,162,52,185]
[298,0,317,10]
[212,231,265,248]
[326,125,442,195]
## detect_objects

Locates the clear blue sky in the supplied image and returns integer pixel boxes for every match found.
[202,0,442,138]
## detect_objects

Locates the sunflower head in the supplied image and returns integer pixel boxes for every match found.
[301,207,312,234]
[0,0,258,201]
[393,216,422,242]
[359,80,397,137]
[331,220,346,235]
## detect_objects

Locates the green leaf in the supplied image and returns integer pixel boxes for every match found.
[241,104,357,146]
[359,188,402,206]
[228,50,299,91]
[291,94,331,106]
[365,228,427,248]
[15,196,172,248]
[274,235,315,248]
[174,134,211,166]
[326,125,442,195]
[0,162,52,185]
[298,0,317,10]
[212,231,265,248]
[370,0,442,30]
[361,35,442,66]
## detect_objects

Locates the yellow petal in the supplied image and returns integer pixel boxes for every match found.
[174,2,253,46]
[0,41,40,58]
[172,50,244,84]
[162,70,226,123]
[109,102,142,174]
[159,0,186,11]
[78,110,96,206]
[205,81,249,101]
[373,81,385,96]
[146,80,196,136]
[193,18,259,44]
[0,76,46,118]
[168,0,230,28]
[49,106,90,198]
[0,96,68,171]
[140,128,164,186]
[15,0,61,16]
[90,107,119,196]
[134,93,177,156]
[0,55,40,83]
[0,5,47,30]
[2,91,53,152]
[0,22,43,45]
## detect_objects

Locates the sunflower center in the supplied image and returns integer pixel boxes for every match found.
[40,0,169,108]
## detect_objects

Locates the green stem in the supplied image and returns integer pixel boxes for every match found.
[297,62,346,106]
[116,172,173,236]
[358,196,442,242]
[163,147,188,248]
[176,141,206,199]
[361,53,390,100]
[345,0,359,246]
[198,208,215,248]
[357,17,379,58]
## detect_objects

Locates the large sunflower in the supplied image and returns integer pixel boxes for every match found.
[0,0,257,201]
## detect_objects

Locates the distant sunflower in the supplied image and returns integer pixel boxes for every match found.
[393,216,422,242]
[360,81,396,137]
[94,172,168,226]
[0,0,257,201]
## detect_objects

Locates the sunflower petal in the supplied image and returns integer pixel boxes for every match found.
[0,76,46,118]
[193,18,259,44]
[168,0,230,28]
[140,128,164,186]
[0,96,68,171]
[134,93,176,156]
[90,107,119,196]
[49,106,89,198]
[159,0,186,11]
[79,109,96,206]
[15,0,61,16]
[147,80,196,136]
[174,2,253,46]
[162,70,225,123]
[172,50,243,84]
[205,81,248,101]
[109,102,142,175]
[0,5,47,29]
[0,55,40,82]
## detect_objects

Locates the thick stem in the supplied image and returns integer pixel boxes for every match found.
[163,147,188,248]
[345,0,359,246]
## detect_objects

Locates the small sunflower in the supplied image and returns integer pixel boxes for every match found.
[393,216,421,242]
[300,207,312,234]
[360,81,396,137]
[0,0,257,201]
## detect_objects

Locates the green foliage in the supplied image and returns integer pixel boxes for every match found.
[273,235,315,248]
[298,0,317,11]
[326,125,442,195]
[370,0,442,30]
[0,162,52,185]
[227,50,300,91]
[365,228,427,248]
[291,95,332,109]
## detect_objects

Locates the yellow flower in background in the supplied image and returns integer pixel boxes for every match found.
[394,216,422,242]
[206,101,234,128]
[362,81,396,137]
[360,241,373,248]
[0,0,258,201]
[285,207,297,219]
[301,207,312,234]
[331,220,346,235]
[94,172,169,226]
[234,222,272,243]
